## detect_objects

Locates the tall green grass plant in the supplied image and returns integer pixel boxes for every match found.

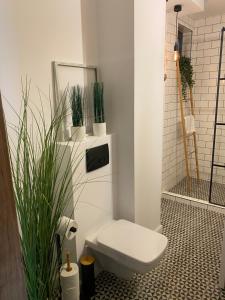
[9,82,82,300]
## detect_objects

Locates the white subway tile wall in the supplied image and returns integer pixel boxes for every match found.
[163,13,194,191]
[163,12,225,192]
[192,14,225,186]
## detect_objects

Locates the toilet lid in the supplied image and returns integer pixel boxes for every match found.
[96,219,168,265]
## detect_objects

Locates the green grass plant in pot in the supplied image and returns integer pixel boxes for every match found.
[70,85,85,142]
[93,82,106,136]
[10,83,83,300]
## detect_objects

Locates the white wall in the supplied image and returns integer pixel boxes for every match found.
[82,0,166,230]
[94,0,135,221]
[1,0,167,253]
[60,135,115,260]
[134,0,166,230]
[0,1,21,124]
[193,0,204,9]
[81,0,98,66]
[0,0,83,125]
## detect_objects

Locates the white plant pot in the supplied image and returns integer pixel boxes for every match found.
[71,126,86,142]
[93,122,107,137]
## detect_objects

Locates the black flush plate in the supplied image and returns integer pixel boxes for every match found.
[86,144,109,173]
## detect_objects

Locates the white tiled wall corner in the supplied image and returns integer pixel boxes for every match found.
[192,13,225,185]
[205,15,222,26]
[163,11,225,192]
[162,13,194,191]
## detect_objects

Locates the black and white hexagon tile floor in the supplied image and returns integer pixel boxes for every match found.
[94,198,225,300]
[170,177,225,206]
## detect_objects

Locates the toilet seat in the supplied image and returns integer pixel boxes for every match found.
[96,219,168,273]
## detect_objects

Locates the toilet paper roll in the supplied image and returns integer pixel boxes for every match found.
[60,263,80,292]
[57,216,78,240]
[62,287,79,300]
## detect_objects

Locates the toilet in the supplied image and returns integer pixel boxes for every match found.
[85,219,168,279]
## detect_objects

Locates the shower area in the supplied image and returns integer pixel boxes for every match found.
[163,10,225,207]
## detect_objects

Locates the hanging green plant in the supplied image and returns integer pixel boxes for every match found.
[179,56,195,100]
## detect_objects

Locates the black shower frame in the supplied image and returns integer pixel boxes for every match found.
[209,27,225,205]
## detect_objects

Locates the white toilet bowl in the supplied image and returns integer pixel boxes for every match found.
[85,219,168,279]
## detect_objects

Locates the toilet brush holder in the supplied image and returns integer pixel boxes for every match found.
[80,256,95,298]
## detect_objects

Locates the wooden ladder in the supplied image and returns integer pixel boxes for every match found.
[176,56,200,192]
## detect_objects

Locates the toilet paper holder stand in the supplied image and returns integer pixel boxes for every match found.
[56,224,78,264]
[55,224,78,299]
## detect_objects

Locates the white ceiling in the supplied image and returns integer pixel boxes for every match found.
[167,0,204,17]
[192,0,225,19]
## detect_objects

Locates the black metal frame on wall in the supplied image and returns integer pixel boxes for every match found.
[209,27,225,206]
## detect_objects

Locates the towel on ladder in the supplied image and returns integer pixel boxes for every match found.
[184,115,195,135]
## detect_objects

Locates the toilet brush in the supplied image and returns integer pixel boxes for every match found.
[66,252,72,272]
